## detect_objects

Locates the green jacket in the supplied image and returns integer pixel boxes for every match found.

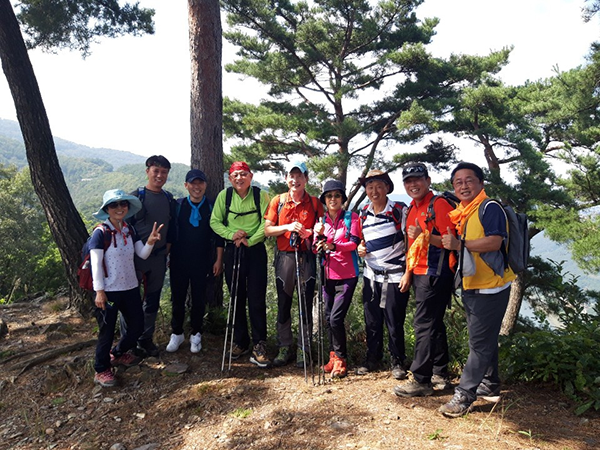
[210,186,270,247]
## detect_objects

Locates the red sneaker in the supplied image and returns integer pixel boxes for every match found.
[331,357,347,378]
[322,351,336,373]
[94,369,116,387]
[110,352,140,368]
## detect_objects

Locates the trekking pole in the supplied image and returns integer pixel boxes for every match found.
[315,249,325,385]
[221,245,241,372]
[291,232,309,383]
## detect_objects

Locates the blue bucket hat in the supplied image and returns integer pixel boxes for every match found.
[319,179,348,204]
[93,189,143,221]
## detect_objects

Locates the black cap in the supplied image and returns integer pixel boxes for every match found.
[185,169,207,183]
[402,163,428,181]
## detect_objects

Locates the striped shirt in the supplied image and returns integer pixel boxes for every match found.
[361,199,407,283]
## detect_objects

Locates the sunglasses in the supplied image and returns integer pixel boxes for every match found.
[107,201,130,209]
[402,165,426,175]
[325,193,342,199]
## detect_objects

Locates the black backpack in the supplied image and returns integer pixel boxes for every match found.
[223,186,262,227]
[479,199,529,274]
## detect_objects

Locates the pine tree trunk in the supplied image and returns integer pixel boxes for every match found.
[0,1,91,315]
[188,0,224,308]
[500,272,524,335]
[188,0,224,200]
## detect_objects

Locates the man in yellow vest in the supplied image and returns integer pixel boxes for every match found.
[440,162,515,418]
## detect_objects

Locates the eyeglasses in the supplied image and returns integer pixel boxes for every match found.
[452,178,478,188]
[230,171,250,179]
[325,193,342,199]
[107,201,130,209]
[402,165,426,175]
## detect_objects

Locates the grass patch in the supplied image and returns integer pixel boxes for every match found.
[230,408,252,419]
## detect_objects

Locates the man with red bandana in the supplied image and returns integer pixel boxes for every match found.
[210,162,272,368]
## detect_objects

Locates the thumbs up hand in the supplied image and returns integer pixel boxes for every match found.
[407,217,422,240]
[441,226,460,250]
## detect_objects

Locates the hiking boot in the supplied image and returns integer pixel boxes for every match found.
[431,374,451,391]
[250,341,271,368]
[393,380,433,398]
[190,332,202,354]
[296,349,308,368]
[476,383,501,402]
[94,369,117,387]
[166,333,185,353]
[391,359,407,380]
[273,346,293,367]
[331,357,347,378]
[228,343,249,360]
[322,351,336,373]
[110,351,140,368]
[355,358,378,375]
[439,391,473,418]
[137,339,159,358]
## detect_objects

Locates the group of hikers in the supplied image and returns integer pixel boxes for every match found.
[89,155,515,418]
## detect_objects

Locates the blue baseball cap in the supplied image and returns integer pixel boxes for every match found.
[286,160,308,175]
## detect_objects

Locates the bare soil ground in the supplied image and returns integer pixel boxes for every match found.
[1,296,598,450]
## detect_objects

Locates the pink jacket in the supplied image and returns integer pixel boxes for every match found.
[313,209,360,280]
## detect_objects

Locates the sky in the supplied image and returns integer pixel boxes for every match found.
[0,0,598,167]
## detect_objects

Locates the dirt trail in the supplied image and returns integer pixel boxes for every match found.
[0,297,598,450]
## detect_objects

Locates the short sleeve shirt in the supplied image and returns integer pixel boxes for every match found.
[264,192,324,251]
[89,221,141,292]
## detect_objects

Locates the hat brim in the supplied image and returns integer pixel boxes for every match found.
[358,173,394,194]
[401,172,427,182]
[93,193,142,221]
[319,190,348,204]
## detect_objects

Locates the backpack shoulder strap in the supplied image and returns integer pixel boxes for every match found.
[276,193,287,225]
[137,186,145,202]
[252,186,262,221]
[224,187,234,227]
[175,197,185,219]
[343,210,353,240]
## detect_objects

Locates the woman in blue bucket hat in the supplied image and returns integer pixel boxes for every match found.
[90,189,163,387]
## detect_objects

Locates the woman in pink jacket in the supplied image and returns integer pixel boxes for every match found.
[314,180,360,378]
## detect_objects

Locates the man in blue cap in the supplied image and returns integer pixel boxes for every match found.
[264,161,324,367]
[166,169,224,353]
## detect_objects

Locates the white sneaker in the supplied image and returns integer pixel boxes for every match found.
[166,333,184,352]
[190,332,202,353]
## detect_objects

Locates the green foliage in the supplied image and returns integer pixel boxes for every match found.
[221,0,505,202]
[500,320,600,415]
[0,165,64,300]
[500,261,600,415]
[17,0,155,56]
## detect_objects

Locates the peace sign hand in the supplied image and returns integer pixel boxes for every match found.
[147,222,164,246]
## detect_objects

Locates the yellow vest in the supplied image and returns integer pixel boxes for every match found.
[461,206,516,290]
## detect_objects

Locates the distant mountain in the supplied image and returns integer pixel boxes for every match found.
[0,118,146,169]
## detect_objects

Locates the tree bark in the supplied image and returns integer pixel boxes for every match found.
[188,0,224,308]
[188,0,224,200]
[0,1,90,315]
[500,272,524,335]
